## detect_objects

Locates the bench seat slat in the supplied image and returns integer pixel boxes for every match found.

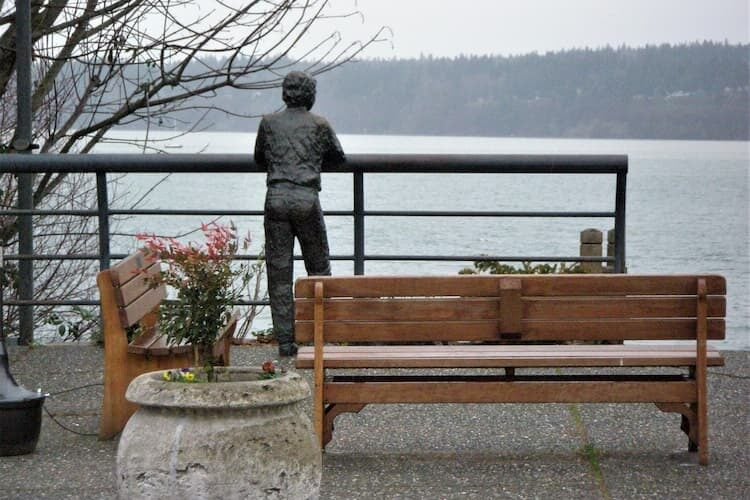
[127,339,192,356]
[127,327,192,356]
[126,327,161,355]
[295,344,724,369]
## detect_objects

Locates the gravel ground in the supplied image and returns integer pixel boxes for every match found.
[2,344,748,499]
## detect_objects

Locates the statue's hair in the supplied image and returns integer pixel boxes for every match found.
[282,71,316,110]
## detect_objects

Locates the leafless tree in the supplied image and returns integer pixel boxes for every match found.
[0,0,387,339]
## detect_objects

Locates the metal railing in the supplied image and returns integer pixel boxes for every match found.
[0,153,628,342]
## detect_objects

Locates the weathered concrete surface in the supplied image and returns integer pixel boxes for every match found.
[2,344,748,499]
[118,367,319,499]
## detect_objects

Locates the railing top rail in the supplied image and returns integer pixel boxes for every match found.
[0,153,627,174]
[3,151,628,342]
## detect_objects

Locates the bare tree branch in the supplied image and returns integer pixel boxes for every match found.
[1,0,387,336]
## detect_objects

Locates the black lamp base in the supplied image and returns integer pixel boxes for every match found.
[0,396,45,456]
[1,338,46,456]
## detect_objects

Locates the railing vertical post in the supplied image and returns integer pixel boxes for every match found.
[15,179,33,345]
[614,168,627,273]
[14,0,34,345]
[96,172,110,271]
[353,169,365,275]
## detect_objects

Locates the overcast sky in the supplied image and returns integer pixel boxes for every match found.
[331,0,749,59]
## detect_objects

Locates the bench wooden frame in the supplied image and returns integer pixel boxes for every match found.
[97,250,236,439]
[294,274,726,465]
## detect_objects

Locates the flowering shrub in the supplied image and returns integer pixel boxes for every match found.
[136,223,252,369]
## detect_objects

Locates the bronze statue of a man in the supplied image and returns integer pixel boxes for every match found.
[254,71,345,357]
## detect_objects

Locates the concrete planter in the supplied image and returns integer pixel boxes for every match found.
[117,367,320,500]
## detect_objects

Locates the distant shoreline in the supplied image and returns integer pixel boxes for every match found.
[112,43,748,142]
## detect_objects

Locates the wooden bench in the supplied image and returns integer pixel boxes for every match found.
[97,250,236,439]
[294,274,726,465]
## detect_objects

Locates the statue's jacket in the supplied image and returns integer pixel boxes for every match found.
[254,107,345,191]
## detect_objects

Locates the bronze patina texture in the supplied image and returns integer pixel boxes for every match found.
[255,71,345,356]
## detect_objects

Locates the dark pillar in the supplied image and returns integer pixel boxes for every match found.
[14,0,34,345]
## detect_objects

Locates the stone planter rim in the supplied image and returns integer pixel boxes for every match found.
[125,366,310,410]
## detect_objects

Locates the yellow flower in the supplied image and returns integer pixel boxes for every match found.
[183,372,196,382]
[162,371,173,381]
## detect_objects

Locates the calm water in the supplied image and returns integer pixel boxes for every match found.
[96,132,750,349]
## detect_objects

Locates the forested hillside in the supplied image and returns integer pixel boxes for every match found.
[140,42,750,140]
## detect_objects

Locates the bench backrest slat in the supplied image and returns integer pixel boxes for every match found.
[295,318,726,343]
[294,275,726,298]
[294,275,726,343]
[115,261,161,307]
[119,286,166,328]
[109,251,152,287]
[295,296,725,321]
[106,250,166,328]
